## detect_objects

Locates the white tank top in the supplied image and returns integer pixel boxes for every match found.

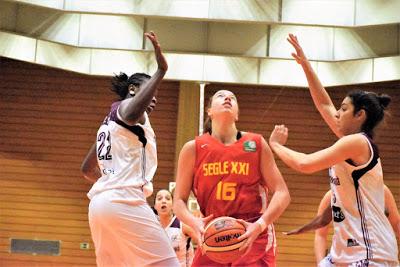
[165,216,194,267]
[328,133,398,264]
[87,102,157,203]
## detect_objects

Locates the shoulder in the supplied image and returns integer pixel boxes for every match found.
[320,191,331,206]
[184,139,196,148]
[336,133,369,149]
[384,185,395,204]
[180,140,196,155]
[323,190,332,199]
[106,101,121,121]
[196,133,210,141]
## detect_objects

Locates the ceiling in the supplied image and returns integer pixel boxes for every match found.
[1,0,399,86]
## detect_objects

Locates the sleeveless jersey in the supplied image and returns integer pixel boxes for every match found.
[194,132,264,220]
[87,101,157,202]
[328,133,398,264]
[165,216,194,267]
[192,133,276,266]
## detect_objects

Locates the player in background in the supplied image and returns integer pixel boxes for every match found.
[154,189,196,267]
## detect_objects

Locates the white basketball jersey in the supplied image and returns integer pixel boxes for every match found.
[165,216,194,267]
[87,102,157,202]
[328,133,398,264]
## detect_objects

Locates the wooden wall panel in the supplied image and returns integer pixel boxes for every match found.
[205,82,399,266]
[0,57,179,266]
[1,56,398,266]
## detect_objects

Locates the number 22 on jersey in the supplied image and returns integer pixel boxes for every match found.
[97,130,112,161]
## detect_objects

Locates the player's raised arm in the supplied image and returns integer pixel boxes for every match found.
[118,31,168,125]
[287,34,340,138]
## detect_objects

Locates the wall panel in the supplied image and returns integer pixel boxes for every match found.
[0,57,179,266]
[0,57,398,266]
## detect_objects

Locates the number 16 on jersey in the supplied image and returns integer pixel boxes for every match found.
[216,181,236,201]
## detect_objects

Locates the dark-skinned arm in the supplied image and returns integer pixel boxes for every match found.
[118,31,168,125]
[81,142,102,183]
[285,205,332,235]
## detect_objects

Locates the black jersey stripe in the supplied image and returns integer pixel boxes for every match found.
[351,135,379,260]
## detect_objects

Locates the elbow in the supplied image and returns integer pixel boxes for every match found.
[286,192,292,207]
[80,162,98,183]
[281,188,291,208]
[297,160,317,174]
[320,215,332,227]
[80,162,90,177]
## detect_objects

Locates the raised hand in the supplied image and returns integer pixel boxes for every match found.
[145,31,168,72]
[287,33,307,65]
[269,125,289,146]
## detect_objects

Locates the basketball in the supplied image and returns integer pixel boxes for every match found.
[203,216,247,264]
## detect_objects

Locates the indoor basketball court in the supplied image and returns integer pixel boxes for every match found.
[0,1,399,266]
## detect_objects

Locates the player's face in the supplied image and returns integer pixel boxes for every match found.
[335,97,362,135]
[208,90,239,121]
[146,96,157,114]
[129,79,157,114]
[154,190,173,215]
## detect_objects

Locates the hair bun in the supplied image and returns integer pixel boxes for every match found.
[378,94,391,109]
[111,72,129,89]
[114,72,129,82]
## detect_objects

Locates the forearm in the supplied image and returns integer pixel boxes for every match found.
[81,143,101,183]
[83,167,101,183]
[300,61,341,137]
[300,61,334,110]
[291,216,327,234]
[174,199,198,231]
[260,189,290,226]
[270,143,311,174]
[134,68,166,106]
[314,234,328,263]
[120,68,166,123]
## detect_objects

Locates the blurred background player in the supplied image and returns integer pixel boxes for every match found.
[154,189,196,267]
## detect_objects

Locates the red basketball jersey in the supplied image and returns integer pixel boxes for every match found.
[193,132,264,221]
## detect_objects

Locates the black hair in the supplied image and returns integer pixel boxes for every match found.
[347,89,391,138]
[111,72,151,100]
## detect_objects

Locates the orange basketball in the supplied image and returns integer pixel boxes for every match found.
[203,216,247,264]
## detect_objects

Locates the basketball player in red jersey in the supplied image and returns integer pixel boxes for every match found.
[173,90,291,266]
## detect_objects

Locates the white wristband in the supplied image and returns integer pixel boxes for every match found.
[256,217,267,232]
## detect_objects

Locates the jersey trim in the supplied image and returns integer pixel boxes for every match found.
[351,135,378,260]
[355,189,373,259]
